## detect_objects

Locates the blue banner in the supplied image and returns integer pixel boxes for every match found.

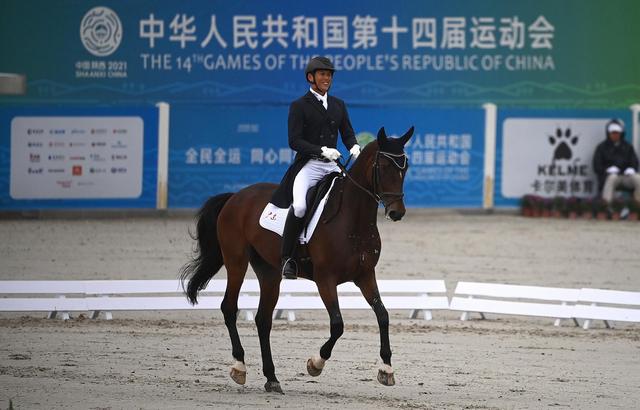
[169,104,291,207]
[2,0,638,108]
[352,107,485,207]
[169,105,484,208]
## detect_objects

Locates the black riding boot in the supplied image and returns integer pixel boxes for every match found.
[281,207,304,279]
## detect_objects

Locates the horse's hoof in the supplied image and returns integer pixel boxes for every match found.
[230,367,246,385]
[307,357,323,377]
[377,369,395,386]
[264,381,284,394]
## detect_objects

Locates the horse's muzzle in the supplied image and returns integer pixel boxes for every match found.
[387,209,405,221]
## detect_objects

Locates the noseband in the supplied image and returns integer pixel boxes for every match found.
[336,150,408,210]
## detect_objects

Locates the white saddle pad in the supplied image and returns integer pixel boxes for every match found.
[259,177,339,244]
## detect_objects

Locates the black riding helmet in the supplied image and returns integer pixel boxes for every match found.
[305,56,335,83]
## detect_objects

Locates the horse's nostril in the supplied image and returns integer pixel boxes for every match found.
[388,210,404,221]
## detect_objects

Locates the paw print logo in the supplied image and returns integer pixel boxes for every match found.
[548,127,578,161]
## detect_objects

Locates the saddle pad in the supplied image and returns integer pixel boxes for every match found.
[259,176,339,244]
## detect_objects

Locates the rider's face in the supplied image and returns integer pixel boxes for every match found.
[309,69,333,95]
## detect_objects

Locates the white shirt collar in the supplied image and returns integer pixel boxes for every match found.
[309,87,328,109]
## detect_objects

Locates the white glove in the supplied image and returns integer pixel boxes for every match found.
[349,144,361,159]
[606,166,620,174]
[624,167,636,175]
[320,146,341,161]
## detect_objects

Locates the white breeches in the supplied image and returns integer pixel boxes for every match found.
[291,159,340,218]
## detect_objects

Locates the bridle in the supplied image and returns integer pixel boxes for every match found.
[335,150,408,211]
[372,151,408,209]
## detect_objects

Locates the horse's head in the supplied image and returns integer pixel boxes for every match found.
[355,126,414,221]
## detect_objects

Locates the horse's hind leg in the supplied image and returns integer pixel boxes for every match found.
[220,251,250,385]
[250,248,283,393]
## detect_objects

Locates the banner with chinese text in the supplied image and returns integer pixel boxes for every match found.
[169,104,484,207]
[1,0,638,108]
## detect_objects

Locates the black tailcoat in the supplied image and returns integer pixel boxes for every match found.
[271,91,356,208]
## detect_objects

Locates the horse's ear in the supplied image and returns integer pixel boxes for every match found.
[399,126,414,146]
[377,127,387,145]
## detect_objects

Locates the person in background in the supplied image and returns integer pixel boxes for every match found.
[592,119,640,210]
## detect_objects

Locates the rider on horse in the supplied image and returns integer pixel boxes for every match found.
[270,56,361,280]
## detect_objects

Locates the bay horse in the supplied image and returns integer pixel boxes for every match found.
[180,126,414,393]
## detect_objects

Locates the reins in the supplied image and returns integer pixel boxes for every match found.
[334,150,408,209]
[334,155,380,204]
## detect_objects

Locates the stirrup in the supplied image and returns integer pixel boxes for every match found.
[281,258,298,280]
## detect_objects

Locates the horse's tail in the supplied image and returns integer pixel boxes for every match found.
[180,193,234,305]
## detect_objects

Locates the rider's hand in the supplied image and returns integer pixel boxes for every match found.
[606,165,620,174]
[349,144,361,159]
[624,167,636,176]
[320,146,341,161]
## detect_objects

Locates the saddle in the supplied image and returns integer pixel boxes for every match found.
[302,171,343,235]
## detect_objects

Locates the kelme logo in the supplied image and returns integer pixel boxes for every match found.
[548,127,579,162]
[80,7,122,57]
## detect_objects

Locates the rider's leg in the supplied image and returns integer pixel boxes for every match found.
[280,165,311,279]
[281,160,340,279]
[281,208,304,279]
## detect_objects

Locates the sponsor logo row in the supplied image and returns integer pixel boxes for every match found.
[27,166,128,176]
[54,180,97,189]
[27,141,129,148]
[26,128,129,135]
[29,153,128,162]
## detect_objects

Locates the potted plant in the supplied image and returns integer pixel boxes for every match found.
[530,195,544,217]
[580,198,593,220]
[552,196,566,218]
[610,198,625,220]
[521,194,536,217]
[593,198,608,220]
[566,197,580,219]
[541,197,553,217]
[626,199,640,221]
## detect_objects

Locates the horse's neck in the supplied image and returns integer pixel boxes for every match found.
[341,158,379,224]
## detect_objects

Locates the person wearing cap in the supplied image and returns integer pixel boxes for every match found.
[270,56,360,279]
[592,119,640,205]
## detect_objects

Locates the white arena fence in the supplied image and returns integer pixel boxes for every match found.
[0,280,638,329]
[448,281,640,329]
[449,282,581,327]
[0,279,448,322]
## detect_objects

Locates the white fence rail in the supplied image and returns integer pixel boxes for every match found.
[449,282,581,327]
[1,280,638,329]
[574,288,640,329]
[0,279,449,322]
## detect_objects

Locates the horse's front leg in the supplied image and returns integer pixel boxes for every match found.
[307,279,343,377]
[355,274,394,386]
